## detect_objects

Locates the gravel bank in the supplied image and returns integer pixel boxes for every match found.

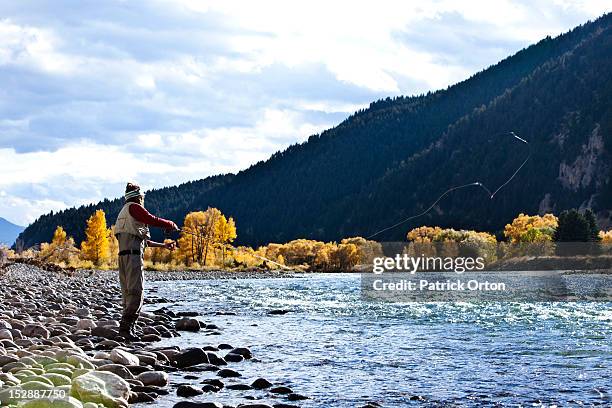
[0,263,309,408]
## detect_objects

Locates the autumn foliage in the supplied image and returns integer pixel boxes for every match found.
[504,213,558,243]
[27,207,611,272]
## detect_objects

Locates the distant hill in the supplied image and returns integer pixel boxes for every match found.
[0,217,25,247]
[17,13,612,248]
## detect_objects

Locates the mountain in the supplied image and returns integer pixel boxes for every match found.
[17,14,612,248]
[0,217,25,247]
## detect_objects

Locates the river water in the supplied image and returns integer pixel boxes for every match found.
[146,273,612,407]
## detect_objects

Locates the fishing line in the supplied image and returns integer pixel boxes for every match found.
[366,131,530,239]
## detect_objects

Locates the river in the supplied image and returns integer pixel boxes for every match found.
[145,273,612,407]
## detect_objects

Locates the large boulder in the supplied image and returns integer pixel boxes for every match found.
[71,371,130,408]
[110,349,139,366]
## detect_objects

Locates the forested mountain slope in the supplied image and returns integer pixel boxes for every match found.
[18,14,612,247]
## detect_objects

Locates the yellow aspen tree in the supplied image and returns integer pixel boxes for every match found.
[81,209,110,267]
[178,211,207,265]
[201,207,222,265]
[40,226,69,261]
[216,215,237,266]
[52,226,67,246]
[504,213,558,243]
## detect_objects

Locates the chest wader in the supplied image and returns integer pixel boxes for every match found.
[115,202,150,341]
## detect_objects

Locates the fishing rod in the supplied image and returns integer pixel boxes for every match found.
[366,131,531,239]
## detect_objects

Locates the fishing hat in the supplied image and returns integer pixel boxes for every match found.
[124,182,145,201]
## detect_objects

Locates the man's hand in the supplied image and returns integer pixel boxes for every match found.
[168,221,179,232]
[164,241,177,251]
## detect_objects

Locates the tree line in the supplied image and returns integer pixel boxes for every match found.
[2,207,610,272]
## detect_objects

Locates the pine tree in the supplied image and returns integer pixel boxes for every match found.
[81,210,110,266]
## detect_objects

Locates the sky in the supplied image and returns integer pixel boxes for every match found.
[0,0,610,226]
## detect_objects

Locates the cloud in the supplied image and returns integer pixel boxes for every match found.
[0,0,609,225]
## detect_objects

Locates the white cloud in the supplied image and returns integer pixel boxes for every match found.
[0,0,609,225]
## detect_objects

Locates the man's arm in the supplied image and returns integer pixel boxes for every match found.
[146,240,176,250]
[128,203,178,230]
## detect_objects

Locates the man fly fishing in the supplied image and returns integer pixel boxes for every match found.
[114,182,179,341]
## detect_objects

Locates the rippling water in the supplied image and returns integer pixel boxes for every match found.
[145,273,612,407]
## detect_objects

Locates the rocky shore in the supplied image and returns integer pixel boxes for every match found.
[0,264,309,408]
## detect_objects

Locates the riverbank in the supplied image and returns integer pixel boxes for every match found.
[0,264,311,408]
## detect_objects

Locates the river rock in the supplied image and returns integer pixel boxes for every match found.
[175,318,200,332]
[217,368,241,378]
[136,371,168,387]
[287,393,309,400]
[173,402,223,408]
[172,348,209,368]
[135,353,157,366]
[201,384,219,393]
[91,326,118,339]
[97,364,135,380]
[177,384,204,397]
[251,378,272,389]
[226,383,251,390]
[77,319,97,330]
[110,349,139,366]
[98,319,120,328]
[229,347,252,359]
[217,343,233,350]
[72,370,130,407]
[224,353,244,363]
[22,324,50,339]
[142,334,162,342]
[270,386,293,394]
[0,321,11,330]
[236,404,273,408]
[205,352,226,366]
[0,330,13,341]
[75,307,91,318]
[201,378,224,389]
